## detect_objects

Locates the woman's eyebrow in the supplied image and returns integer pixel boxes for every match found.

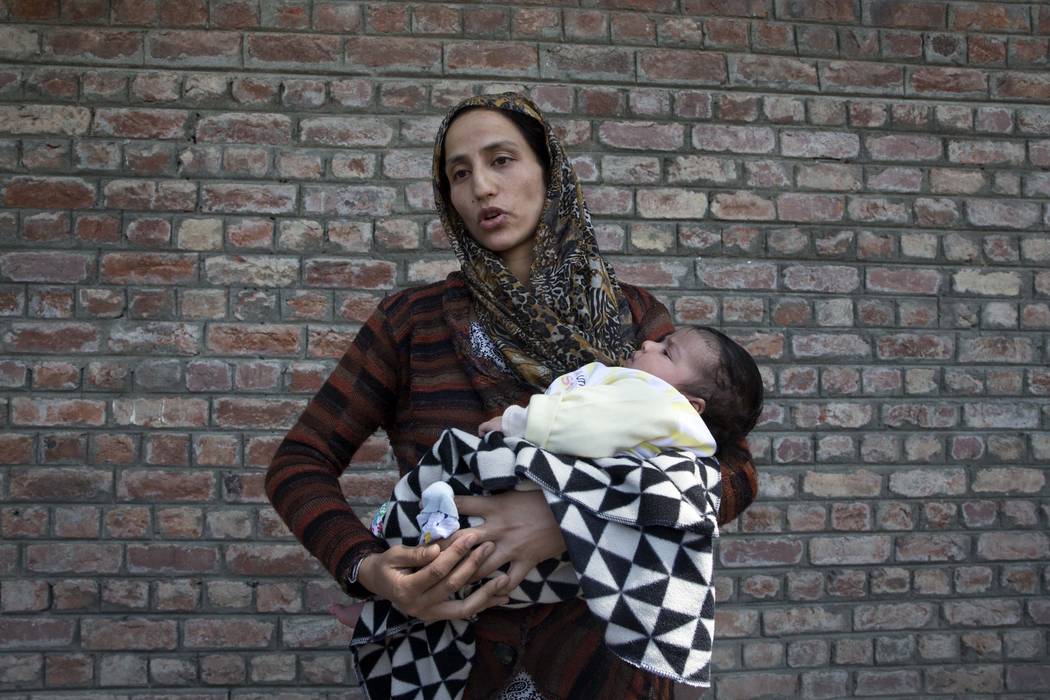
[445,140,520,169]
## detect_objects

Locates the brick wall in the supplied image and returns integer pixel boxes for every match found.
[1,0,1048,696]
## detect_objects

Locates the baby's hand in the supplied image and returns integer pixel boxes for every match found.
[477,416,503,436]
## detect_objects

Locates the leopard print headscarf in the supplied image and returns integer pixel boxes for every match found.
[433,92,635,389]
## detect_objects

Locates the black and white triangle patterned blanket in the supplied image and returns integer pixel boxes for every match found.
[350,428,721,700]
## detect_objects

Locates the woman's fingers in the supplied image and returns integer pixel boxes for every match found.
[422,575,510,622]
[467,542,511,582]
[381,542,441,569]
[453,495,491,517]
[403,533,477,590]
[436,526,491,552]
[438,540,495,595]
[497,560,533,595]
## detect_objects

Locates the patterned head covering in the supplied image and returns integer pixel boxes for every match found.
[433,92,636,389]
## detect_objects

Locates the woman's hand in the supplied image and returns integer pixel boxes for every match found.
[477,415,503,435]
[447,489,567,594]
[356,534,511,623]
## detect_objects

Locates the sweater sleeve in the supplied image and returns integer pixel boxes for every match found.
[264,300,401,598]
[621,283,759,526]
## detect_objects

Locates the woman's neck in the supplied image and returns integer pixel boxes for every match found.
[500,246,535,286]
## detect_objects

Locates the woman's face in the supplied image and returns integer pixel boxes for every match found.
[442,109,546,273]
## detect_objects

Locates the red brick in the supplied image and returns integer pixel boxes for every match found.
[205,324,300,356]
[775,0,855,21]
[312,2,360,31]
[81,618,178,650]
[4,176,95,209]
[911,67,987,97]
[40,432,86,465]
[300,117,393,147]
[659,19,704,50]
[213,398,305,429]
[636,188,708,220]
[10,397,103,427]
[225,543,320,575]
[1,251,92,284]
[93,108,188,140]
[184,618,274,648]
[126,544,218,573]
[609,12,653,43]
[781,130,859,159]
[301,326,352,359]
[346,37,442,73]
[247,33,341,65]
[44,28,142,61]
[109,397,207,428]
[413,4,460,33]
[10,467,110,500]
[76,289,121,323]
[148,30,242,65]
[638,49,726,84]
[951,4,1029,32]
[302,186,396,216]
[106,323,198,357]
[156,0,206,25]
[212,0,259,28]
[869,0,945,29]
[598,121,684,151]
[967,199,1041,229]
[776,193,844,222]
[0,360,28,389]
[196,112,292,144]
[7,0,59,20]
[966,35,1006,65]
[201,183,296,214]
[71,215,118,244]
[229,76,277,105]
[995,72,1050,102]
[821,61,903,94]
[97,252,195,285]
[26,543,122,573]
[730,55,817,90]
[512,7,560,37]
[103,179,196,211]
[694,124,775,153]
[0,618,76,651]
[446,41,539,77]
[866,134,942,161]
[710,191,775,220]
[45,653,93,686]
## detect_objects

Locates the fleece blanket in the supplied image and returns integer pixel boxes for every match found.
[350,428,721,700]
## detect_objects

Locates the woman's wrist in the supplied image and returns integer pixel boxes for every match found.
[353,552,378,593]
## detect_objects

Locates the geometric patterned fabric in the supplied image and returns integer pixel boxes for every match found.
[350,428,721,700]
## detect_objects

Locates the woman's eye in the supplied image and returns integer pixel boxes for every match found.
[493,156,511,166]
[451,170,468,181]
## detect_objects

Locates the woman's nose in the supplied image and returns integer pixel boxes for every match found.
[472,167,496,199]
[641,339,658,352]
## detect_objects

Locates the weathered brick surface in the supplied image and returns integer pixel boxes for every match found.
[1,1,1047,695]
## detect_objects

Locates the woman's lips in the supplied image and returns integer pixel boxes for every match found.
[479,211,508,231]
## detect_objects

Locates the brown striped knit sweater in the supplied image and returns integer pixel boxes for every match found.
[265,274,757,698]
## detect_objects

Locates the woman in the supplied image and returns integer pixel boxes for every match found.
[266,93,757,699]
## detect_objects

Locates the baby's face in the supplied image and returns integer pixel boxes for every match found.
[624,328,713,389]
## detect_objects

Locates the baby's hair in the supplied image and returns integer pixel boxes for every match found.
[681,326,764,466]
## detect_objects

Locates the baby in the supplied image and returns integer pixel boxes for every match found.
[412,325,764,542]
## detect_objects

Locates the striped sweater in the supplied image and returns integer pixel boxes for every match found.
[265,274,757,697]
